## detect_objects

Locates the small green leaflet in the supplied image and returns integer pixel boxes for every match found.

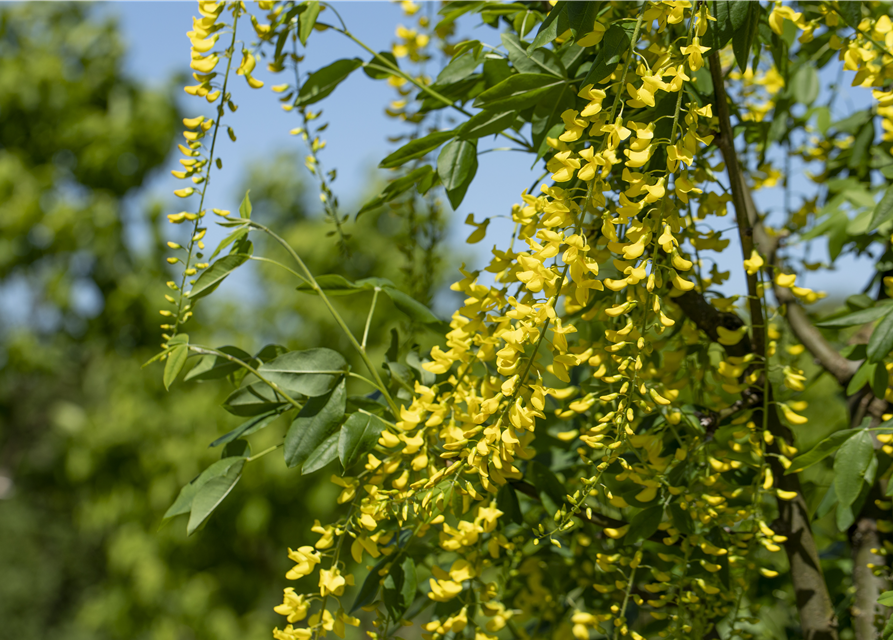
[833,430,874,509]
[284,379,346,469]
[473,73,566,112]
[382,285,442,325]
[581,23,634,87]
[879,590,893,607]
[222,382,286,416]
[210,411,281,448]
[295,58,363,108]
[816,304,893,328]
[358,165,435,215]
[706,0,750,50]
[185,345,253,382]
[435,50,481,84]
[363,51,399,80]
[187,457,245,535]
[437,138,478,209]
[379,130,455,169]
[164,342,189,390]
[164,456,245,535]
[868,309,893,363]
[626,506,663,544]
[791,65,819,106]
[869,186,893,232]
[458,109,518,140]
[296,274,365,296]
[257,348,348,397]
[839,1,863,28]
[338,411,388,470]
[302,430,340,474]
[298,0,319,46]
[529,1,568,51]
[189,252,249,300]
[382,556,417,619]
[239,190,252,219]
[501,32,564,77]
[732,1,761,72]
[295,276,442,325]
[786,429,859,474]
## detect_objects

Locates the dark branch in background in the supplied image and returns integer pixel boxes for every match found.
[769,241,859,386]
[707,51,839,640]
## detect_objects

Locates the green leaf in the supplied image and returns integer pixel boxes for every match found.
[222,438,250,459]
[528,461,566,515]
[209,225,248,261]
[437,138,478,209]
[359,165,434,215]
[839,1,862,27]
[239,189,252,219]
[791,65,819,106]
[834,430,874,509]
[285,379,346,469]
[786,430,860,474]
[501,32,564,77]
[382,286,441,325]
[222,382,286,416]
[565,1,601,43]
[848,360,878,396]
[816,304,893,328]
[163,343,189,390]
[298,0,319,46]
[626,506,663,544]
[210,411,281,448]
[164,457,246,520]
[187,457,245,535]
[849,119,875,172]
[294,58,363,108]
[363,51,400,80]
[458,109,518,140]
[338,411,388,470]
[528,0,567,53]
[301,430,340,474]
[473,73,565,112]
[189,252,249,300]
[379,130,456,169]
[581,23,634,87]
[383,556,417,619]
[869,186,893,232]
[868,309,893,363]
[435,50,481,84]
[295,274,364,296]
[705,0,750,50]
[258,348,348,397]
[497,483,524,524]
[879,590,893,607]
[872,361,889,399]
[185,345,253,382]
[732,1,761,72]
[351,558,387,612]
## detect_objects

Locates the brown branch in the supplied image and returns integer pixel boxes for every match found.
[708,51,839,640]
[770,245,859,386]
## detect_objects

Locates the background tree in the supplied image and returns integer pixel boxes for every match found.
[0,4,447,639]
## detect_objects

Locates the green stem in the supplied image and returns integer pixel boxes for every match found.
[328,24,533,152]
[187,344,302,411]
[172,8,241,338]
[247,443,282,462]
[362,288,380,351]
[242,219,400,416]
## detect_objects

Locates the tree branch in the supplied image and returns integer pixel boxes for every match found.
[709,51,839,640]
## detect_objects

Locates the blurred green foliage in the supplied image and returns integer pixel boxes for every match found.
[0,4,446,639]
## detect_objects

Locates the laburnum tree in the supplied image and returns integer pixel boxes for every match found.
[154,1,893,639]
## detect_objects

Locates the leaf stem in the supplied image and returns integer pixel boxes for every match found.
[362,288,380,351]
[242,219,400,416]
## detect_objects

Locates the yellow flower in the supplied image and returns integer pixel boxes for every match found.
[743,250,764,275]
[768,5,803,36]
[319,567,353,596]
[558,109,587,142]
[681,37,710,72]
[546,150,580,182]
[285,546,321,580]
[274,588,309,623]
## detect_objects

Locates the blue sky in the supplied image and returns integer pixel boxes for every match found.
[103,2,883,304]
